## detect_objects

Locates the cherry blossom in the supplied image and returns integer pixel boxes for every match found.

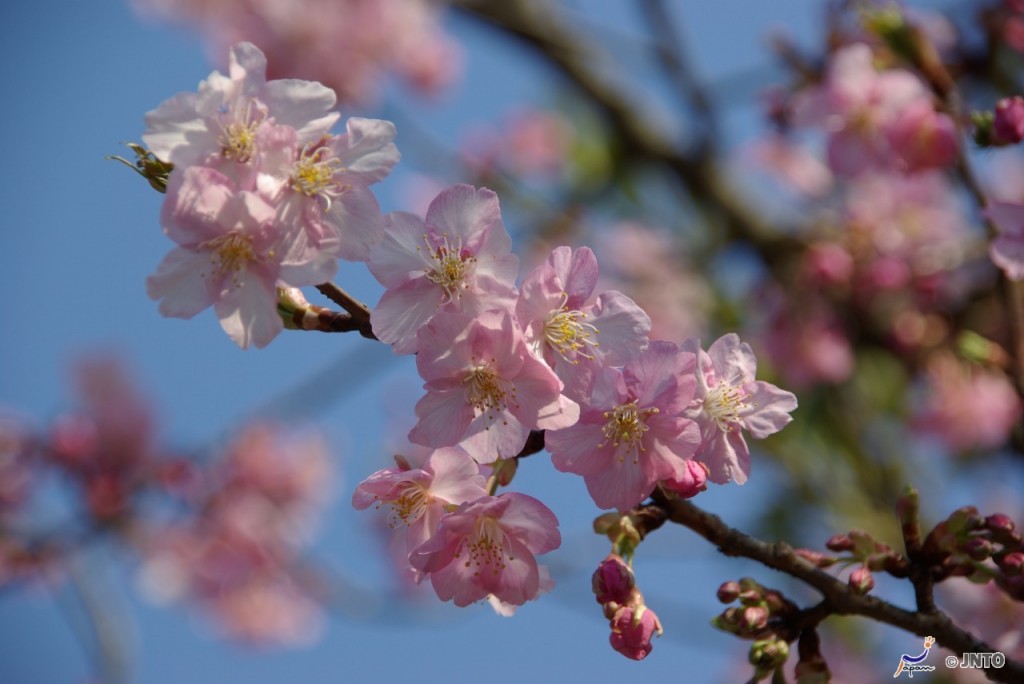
[546,341,701,511]
[143,41,338,175]
[368,184,520,354]
[682,334,797,485]
[352,446,487,554]
[409,310,579,463]
[409,492,560,607]
[146,166,334,348]
[516,245,650,401]
[258,117,400,263]
[985,201,1024,280]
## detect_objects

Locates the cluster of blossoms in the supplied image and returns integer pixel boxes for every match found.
[354,182,796,609]
[143,41,399,348]
[139,424,333,645]
[132,0,459,106]
[0,356,336,645]
[135,40,800,648]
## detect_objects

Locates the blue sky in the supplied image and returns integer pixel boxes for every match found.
[0,1,960,682]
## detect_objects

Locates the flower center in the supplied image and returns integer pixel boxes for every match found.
[704,382,749,431]
[199,232,259,286]
[461,516,510,576]
[599,400,659,463]
[421,233,475,302]
[217,101,265,163]
[543,294,599,363]
[387,481,430,528]
[291,140,343,205]
[464,363,516,420]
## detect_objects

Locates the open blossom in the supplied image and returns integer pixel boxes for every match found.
[143,41,338,175]
[409,310,579,463]
[683,334,797,485]
[516,246,650,401]
[352,446,487,554]
[147,166,334,348]
[258,117,399,263]
[368,184,520,354]
[984,202,1024,280]
[546,341,701,511]
[409,492,560,607]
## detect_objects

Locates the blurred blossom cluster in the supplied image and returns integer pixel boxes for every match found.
[131,0,460,106]
[0,356,335,646]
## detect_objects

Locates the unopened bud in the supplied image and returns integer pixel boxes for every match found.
[964,538,993,561]
[986,513,1015,534]
[609,604,662,661]
[742,606,769,631]
[795,548,837,568]
[592,555,636,605]
[717,581,741,604]
[994,96,1024,145]
[749,637,790,673]
[826,534,853,552]
[999,551,1024,576]
[849,566,875,595]
[661,460,709,499]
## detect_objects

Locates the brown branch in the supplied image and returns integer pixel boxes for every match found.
[312,283,377,340]
[648,489,1024,684]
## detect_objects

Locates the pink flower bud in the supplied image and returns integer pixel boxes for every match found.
[609,605,662,661]
[825,534,853,552]
[661,460,709,499]
[999,551,1024,576]
[592,555,636,605]
[986,513,1015,534]
[742,606,769,631]
[963,538,993,561]
[717,580,741,603]
[994,96,1024,145]
[848,566,875,594]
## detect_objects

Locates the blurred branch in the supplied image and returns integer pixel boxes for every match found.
[638,0,718,157]
[453,0,801,266]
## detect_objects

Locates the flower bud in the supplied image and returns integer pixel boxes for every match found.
[795,548,838,568]
[592,555,636,605]
[994,96,1024,145]
[661,460,708,499]
[986,513,1015,534]
[825,534,853,552]
[998,551,1024,576]
[609,604,662,661]
[749,637,790,673]
[717,580,741,604]
[963,538,993,561]
[742,606,769,631]
[848,566,875,595]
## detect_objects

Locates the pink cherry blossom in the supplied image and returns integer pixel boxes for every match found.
[352,446,488,554]
[682,334,797,485]
[258,117,400,263]
[133,0,461,106]
[793,43,934,176]
[516,246,650,401]
[546,341,701,511]
[368,184,520,354]
[409,492,560,607]
[985,201,1024,280]
[143,41,338,173]
[409,310,579,463]
[884,99,959,172]
[913,352,1022,453]
[147,166,334,348]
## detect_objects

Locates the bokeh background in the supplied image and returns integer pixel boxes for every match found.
[3,1,1022,682]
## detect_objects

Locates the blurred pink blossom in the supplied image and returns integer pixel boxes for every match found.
[132,0,461,106]
[913,353,1021,453]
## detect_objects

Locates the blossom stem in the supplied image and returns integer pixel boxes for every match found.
[314,283,376,340]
